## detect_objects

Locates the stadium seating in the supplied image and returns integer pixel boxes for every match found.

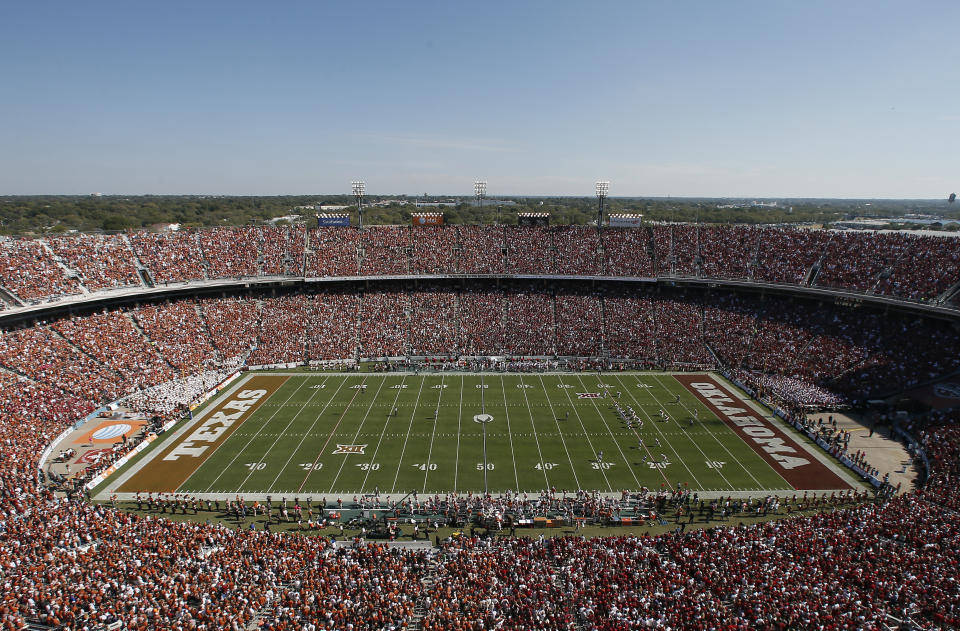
[0,236,82,302]
[128,229,206,285]
[260,225,306,276]
[305,226,361,277]
[457,225,506,274]
[2,225,960,307]
[506,226,555,274]
[3,224,960,629]
[47,233,142,292]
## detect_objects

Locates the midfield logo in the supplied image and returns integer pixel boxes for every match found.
[577,392,602,399]
[333,444,367,454]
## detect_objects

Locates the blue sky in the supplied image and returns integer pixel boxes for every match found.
[0,1,956,197]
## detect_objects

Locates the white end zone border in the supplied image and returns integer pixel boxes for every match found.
[90,371,249,498]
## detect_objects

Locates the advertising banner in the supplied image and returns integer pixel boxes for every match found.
[412,213,444,226]
[518,213,550,227]
[317,214,351,227]
[608,215,644,228]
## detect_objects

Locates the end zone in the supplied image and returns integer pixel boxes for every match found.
[676,374,852,490]
[116,374,288,493]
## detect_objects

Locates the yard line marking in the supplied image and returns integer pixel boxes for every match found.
[659,374,766,489]
[391,376,427,493]
[257,375,355,493]
[574,374,642,489]
[497,376,521,492]
[361,376,408,492]
[536,375,581,490]
[516,375,550,489]
[327,376,389,492]
[294,376,367,493]
[201,375,317,492]
[422,374,446,493]
[641,375,736,489]
[615,374,706,489]
[557,376,612,492]
[607,374,673,488]
[454,375,464,491]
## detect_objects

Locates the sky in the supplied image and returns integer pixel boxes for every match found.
[0,1,957,198]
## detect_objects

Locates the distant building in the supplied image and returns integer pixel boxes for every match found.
[414,198,458,208]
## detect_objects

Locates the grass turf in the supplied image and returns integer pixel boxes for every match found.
[163,372,832,497]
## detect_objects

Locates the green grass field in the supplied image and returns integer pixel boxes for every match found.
[115,371,854,498]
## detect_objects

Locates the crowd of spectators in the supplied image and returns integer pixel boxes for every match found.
[408,288,459,356]
[656,224,699,276]
[877,233,960,301]
[123,359,245,422]
[0,280,959,629]
[914,410,960,512]
[753,228,832,286]
[734,369,849,408]
[654,297,712,366]
[834,317,960,400]
[200,297,260,362]
[197,227,261,279]
[133,302,218,374]
[504,288,556,356]
[506,227,555,274]
[360,226,411,275]
[555,292,603,356]
[307,290,360,361]
[52,311,175,392]
[458,287,506,355]
[419,484,960,629]
[0,326,125,402]
[410,226,457,275]
[457,225,505,274]
[698,225,759,279]
[814,230,903,293]
[741,300,816,376]
[248,295,311,365]
[602,294,658,361]
[0,236,81,302]
[359,291,409,358]
[260,225,306,276]
[553,226,603,275]
[603,228,655,277]
[4,225,960,310]
[702,293,758,368]
[305,226,361,277]
[2,285,959,418]
[128,230,207,285]
[47,233,142,292]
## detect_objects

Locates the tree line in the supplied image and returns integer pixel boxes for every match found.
[0,194,956,235]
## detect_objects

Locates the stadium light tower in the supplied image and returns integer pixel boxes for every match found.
[596,180,610,228]
[474,180,487,215]
[352,180,366,228]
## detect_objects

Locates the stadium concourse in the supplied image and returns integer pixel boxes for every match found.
[0,226,958,629]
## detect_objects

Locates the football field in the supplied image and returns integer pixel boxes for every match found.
[115,371,854,497]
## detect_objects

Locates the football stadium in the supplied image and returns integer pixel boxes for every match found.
[2,221,959,629]
[5,3,960,629]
